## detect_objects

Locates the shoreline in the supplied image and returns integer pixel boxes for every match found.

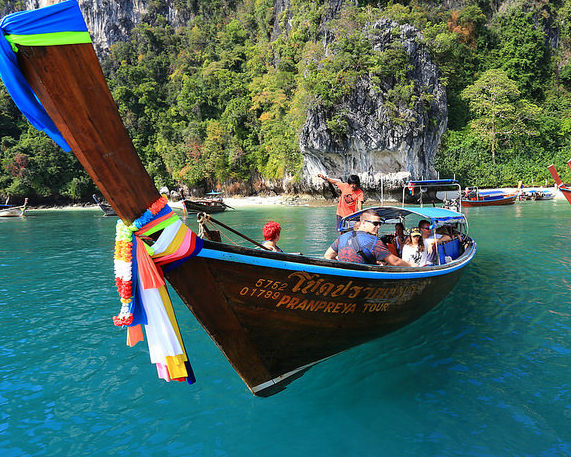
[20,185,566,211]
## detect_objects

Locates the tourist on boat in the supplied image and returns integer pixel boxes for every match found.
[324,210,411,266]
[262,221,283,252]
[393,222,406,256]
[418,219,454,264]
[401,228,429,266]
[317,173,365,228]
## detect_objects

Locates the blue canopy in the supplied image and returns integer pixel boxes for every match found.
[407,179,459,186]
[339,206,467,232]
[0,0,91,152]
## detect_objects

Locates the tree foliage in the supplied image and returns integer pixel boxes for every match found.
[461,69,542,163]
[0,0,570,200]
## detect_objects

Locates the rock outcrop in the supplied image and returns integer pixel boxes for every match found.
[4,1,446,199]
[14,0,191,56]
[300,18,448,197]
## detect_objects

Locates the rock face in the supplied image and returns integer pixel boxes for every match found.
[300,18,448,196]
[4,1,446,198]
[13,0,190,56]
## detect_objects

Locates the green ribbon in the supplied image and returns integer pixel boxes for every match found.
[141,214,180,236]
[5,31,92,52]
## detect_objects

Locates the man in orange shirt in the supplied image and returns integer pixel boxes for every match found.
[318,173,365,229]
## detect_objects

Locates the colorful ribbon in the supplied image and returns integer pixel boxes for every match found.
[0,0,92,152]
[113,196,203,385]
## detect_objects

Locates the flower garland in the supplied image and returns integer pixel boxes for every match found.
[112,196,168,327]
[110,195,201,386]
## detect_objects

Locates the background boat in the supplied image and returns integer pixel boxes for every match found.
[519,188,556,200]
[92,194,117,216]
[461,186,520,207]
[182,197,227,214]
[182,191,234,215]
[0,198,28,217]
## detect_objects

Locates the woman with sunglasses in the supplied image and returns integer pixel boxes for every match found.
[401,227,429,267]
[324,210,411,266]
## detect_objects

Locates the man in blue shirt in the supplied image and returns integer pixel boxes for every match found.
[324,210,411,266]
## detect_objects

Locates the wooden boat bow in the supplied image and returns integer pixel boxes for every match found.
[16,43,158,223]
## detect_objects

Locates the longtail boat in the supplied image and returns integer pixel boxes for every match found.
[0,1,477,396]
[93,194,117,216]
[520,188,556,201]
[548,162,571,206]
[461,184,521,207]
[0,197,28,217]
[181,192,229,215]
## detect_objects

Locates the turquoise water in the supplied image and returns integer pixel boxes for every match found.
[1,201,571,456]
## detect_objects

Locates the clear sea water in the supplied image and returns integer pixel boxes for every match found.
[1,200,571,456]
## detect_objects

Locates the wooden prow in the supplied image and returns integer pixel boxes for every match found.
[13,42,275,391]
[548,164,563,186]
[15,44,159,223]
[548,164,571,205]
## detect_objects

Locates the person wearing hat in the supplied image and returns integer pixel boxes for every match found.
[402,227,429,266]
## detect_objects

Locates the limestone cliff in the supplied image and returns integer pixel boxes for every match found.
[4,0,446,198]
[11,0,190,56]
[300,18,447,197]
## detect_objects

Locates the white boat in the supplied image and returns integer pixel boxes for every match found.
[0,198,28,217]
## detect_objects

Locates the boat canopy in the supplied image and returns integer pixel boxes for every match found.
[340,206,467,232]
[402,179,462,209]
[407,179,459,186]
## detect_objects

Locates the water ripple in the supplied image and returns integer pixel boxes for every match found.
[2,205,571,455]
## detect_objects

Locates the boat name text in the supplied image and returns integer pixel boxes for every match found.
[287,271,428,300]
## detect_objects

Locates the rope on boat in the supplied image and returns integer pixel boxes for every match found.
[196,212,270,250]
[197,212,238,246]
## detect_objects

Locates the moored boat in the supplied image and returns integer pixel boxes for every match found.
[92,194,117,216]
[461,186,520,207]
[0,1,477,396]
[0,198,28,217]
[181,192,229,215]
[519,188,556,201]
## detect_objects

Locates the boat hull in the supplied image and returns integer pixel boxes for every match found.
[183,199,226,214]
[0,207,25,217]
[462,193,518,207]
[166,240,476,395]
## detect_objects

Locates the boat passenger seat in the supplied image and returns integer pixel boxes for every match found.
[437,239,460,264]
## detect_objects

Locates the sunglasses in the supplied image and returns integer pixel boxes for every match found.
[365,220,382,226]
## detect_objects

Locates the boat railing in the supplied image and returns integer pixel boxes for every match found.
[402,179,463,212]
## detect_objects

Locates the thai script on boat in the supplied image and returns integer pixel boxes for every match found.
[237,272,430,314]
[287,271,429,301]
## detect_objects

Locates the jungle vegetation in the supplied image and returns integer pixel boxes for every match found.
[1,0,571,202]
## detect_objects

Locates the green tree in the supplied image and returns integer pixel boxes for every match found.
[489,8,551,100]
[461,69,541,163]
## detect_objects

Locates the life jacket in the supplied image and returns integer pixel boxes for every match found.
[346,231,376,264]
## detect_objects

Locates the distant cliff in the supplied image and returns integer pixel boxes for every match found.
[300,18,447,197]
[7,0,191,55]
[5,0,446,197]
